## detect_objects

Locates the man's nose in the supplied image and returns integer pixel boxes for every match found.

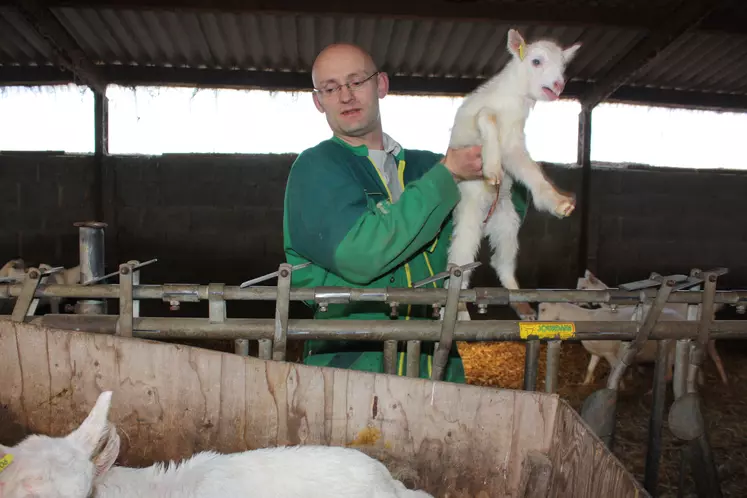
[339,84,355,102]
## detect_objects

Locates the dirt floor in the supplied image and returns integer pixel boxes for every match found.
[458,338,747,498]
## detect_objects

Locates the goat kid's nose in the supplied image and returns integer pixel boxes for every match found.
[553,80,565,93]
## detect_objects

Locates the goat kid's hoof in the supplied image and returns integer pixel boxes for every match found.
[484,174,502,187]
[512,302,536,321]
[552,196,576,218]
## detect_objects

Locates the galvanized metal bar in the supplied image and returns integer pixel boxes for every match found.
[258,339,273,360]
[383,340,398,375]
[11,268,42,322]
[234,339,249,356]
[4,314,747,342]
[432,266,463,381]
[545,340,561,393]
[117,263,133,337]
[644,338,672,496]
[3,282,746,306]
[75,221,107,315]
[523,340,541,391]
[608,279,676,390]
[127,260,140,318]
[272,263,291,361]
[208,283,227,324]
[406,340,420,377]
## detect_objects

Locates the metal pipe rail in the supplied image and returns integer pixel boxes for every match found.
[3,314,747,342]
[2,282,747,307]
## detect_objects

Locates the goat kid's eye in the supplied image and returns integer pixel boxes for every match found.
[532,59,541,67]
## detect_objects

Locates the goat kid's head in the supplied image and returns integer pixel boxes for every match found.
[0,391,120,498]
[506,29,581,102]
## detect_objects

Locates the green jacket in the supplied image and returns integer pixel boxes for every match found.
[282,136,530,359]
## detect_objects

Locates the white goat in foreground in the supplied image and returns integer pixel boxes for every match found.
[445,29,581,321]
[0,391,434,498]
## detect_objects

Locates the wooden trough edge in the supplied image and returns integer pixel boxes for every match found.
[0,320,649,498]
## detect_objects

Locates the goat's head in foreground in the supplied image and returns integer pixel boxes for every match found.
[506,29,581,102]
[0,391,119,498]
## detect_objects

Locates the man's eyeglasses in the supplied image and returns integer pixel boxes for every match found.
[314,72,380,99]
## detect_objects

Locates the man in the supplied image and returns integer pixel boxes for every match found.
[282,43,485,383]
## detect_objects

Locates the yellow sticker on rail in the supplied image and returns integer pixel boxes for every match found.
[519,322,576,340]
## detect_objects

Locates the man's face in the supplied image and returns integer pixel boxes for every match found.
[311,48,388,138]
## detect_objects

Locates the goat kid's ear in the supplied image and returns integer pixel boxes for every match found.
[562,43,582,63]
[92,423,120,478]
[66,391,114,458]
[507,29,527,60]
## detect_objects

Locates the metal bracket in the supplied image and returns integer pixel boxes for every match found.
[239,262,310,288]
[117,262,134,337]
[618,272,689,291]
[314,287,351,313]
[208,283,227,324]
[82,258,157,285]
[11,267,42,322]
[412,261,481,289]
[273,263,292,361]
[431,265,464,381]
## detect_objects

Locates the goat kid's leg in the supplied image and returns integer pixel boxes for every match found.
[476,109,504,187]
[444,189,485,321]
[583,353,600,385]
[707,340,728,385]
[505,147,575,219]
[485,182,535,320]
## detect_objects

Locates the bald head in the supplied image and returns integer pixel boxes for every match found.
[311,43,378,89]
[310,43,389,146]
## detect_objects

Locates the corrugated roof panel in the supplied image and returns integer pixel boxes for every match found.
[0,7,54,64]
[42,7,647,81]
[633,32,747,93]
[0,3,745,106]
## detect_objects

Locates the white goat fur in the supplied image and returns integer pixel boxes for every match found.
[445,29,581,320]
[576,270,728,385]
[0,391,434,498]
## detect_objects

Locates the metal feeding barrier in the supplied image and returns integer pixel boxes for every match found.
[2,221,747,498]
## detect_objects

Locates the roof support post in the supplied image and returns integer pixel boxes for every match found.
[576,105,595,278]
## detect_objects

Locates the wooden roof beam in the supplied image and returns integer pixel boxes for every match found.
[580,0,724,110]
[10,0,107,94]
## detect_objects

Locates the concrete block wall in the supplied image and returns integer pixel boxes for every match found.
[1,152,746,320]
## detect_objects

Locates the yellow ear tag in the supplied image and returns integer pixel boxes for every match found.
[0,453,14,473]
[518,43,525,61]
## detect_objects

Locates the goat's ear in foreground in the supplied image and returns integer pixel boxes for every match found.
[507,29,526,60]
[562,43,582,63]
[66,391,113,457]
[92,423,120,477]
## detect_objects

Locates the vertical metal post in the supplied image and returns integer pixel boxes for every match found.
[406,340,420,377]
[273,263,291,361]
[523,340,541,391]
[576,105,595,276]
[127,259,140,319]
[74,221,107,314]
[117,263,133,337]
[432,266,463,381]
[644,338,671,495]
[544,340,561,393]
[383,340,398,375]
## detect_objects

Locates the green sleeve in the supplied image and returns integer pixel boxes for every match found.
[285,151,460,285]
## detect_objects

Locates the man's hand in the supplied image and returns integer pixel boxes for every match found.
[442,145,484,183]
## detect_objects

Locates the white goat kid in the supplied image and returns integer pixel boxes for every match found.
[0,391,434,498]
[577,269,728,385]
[445,29,581,321]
